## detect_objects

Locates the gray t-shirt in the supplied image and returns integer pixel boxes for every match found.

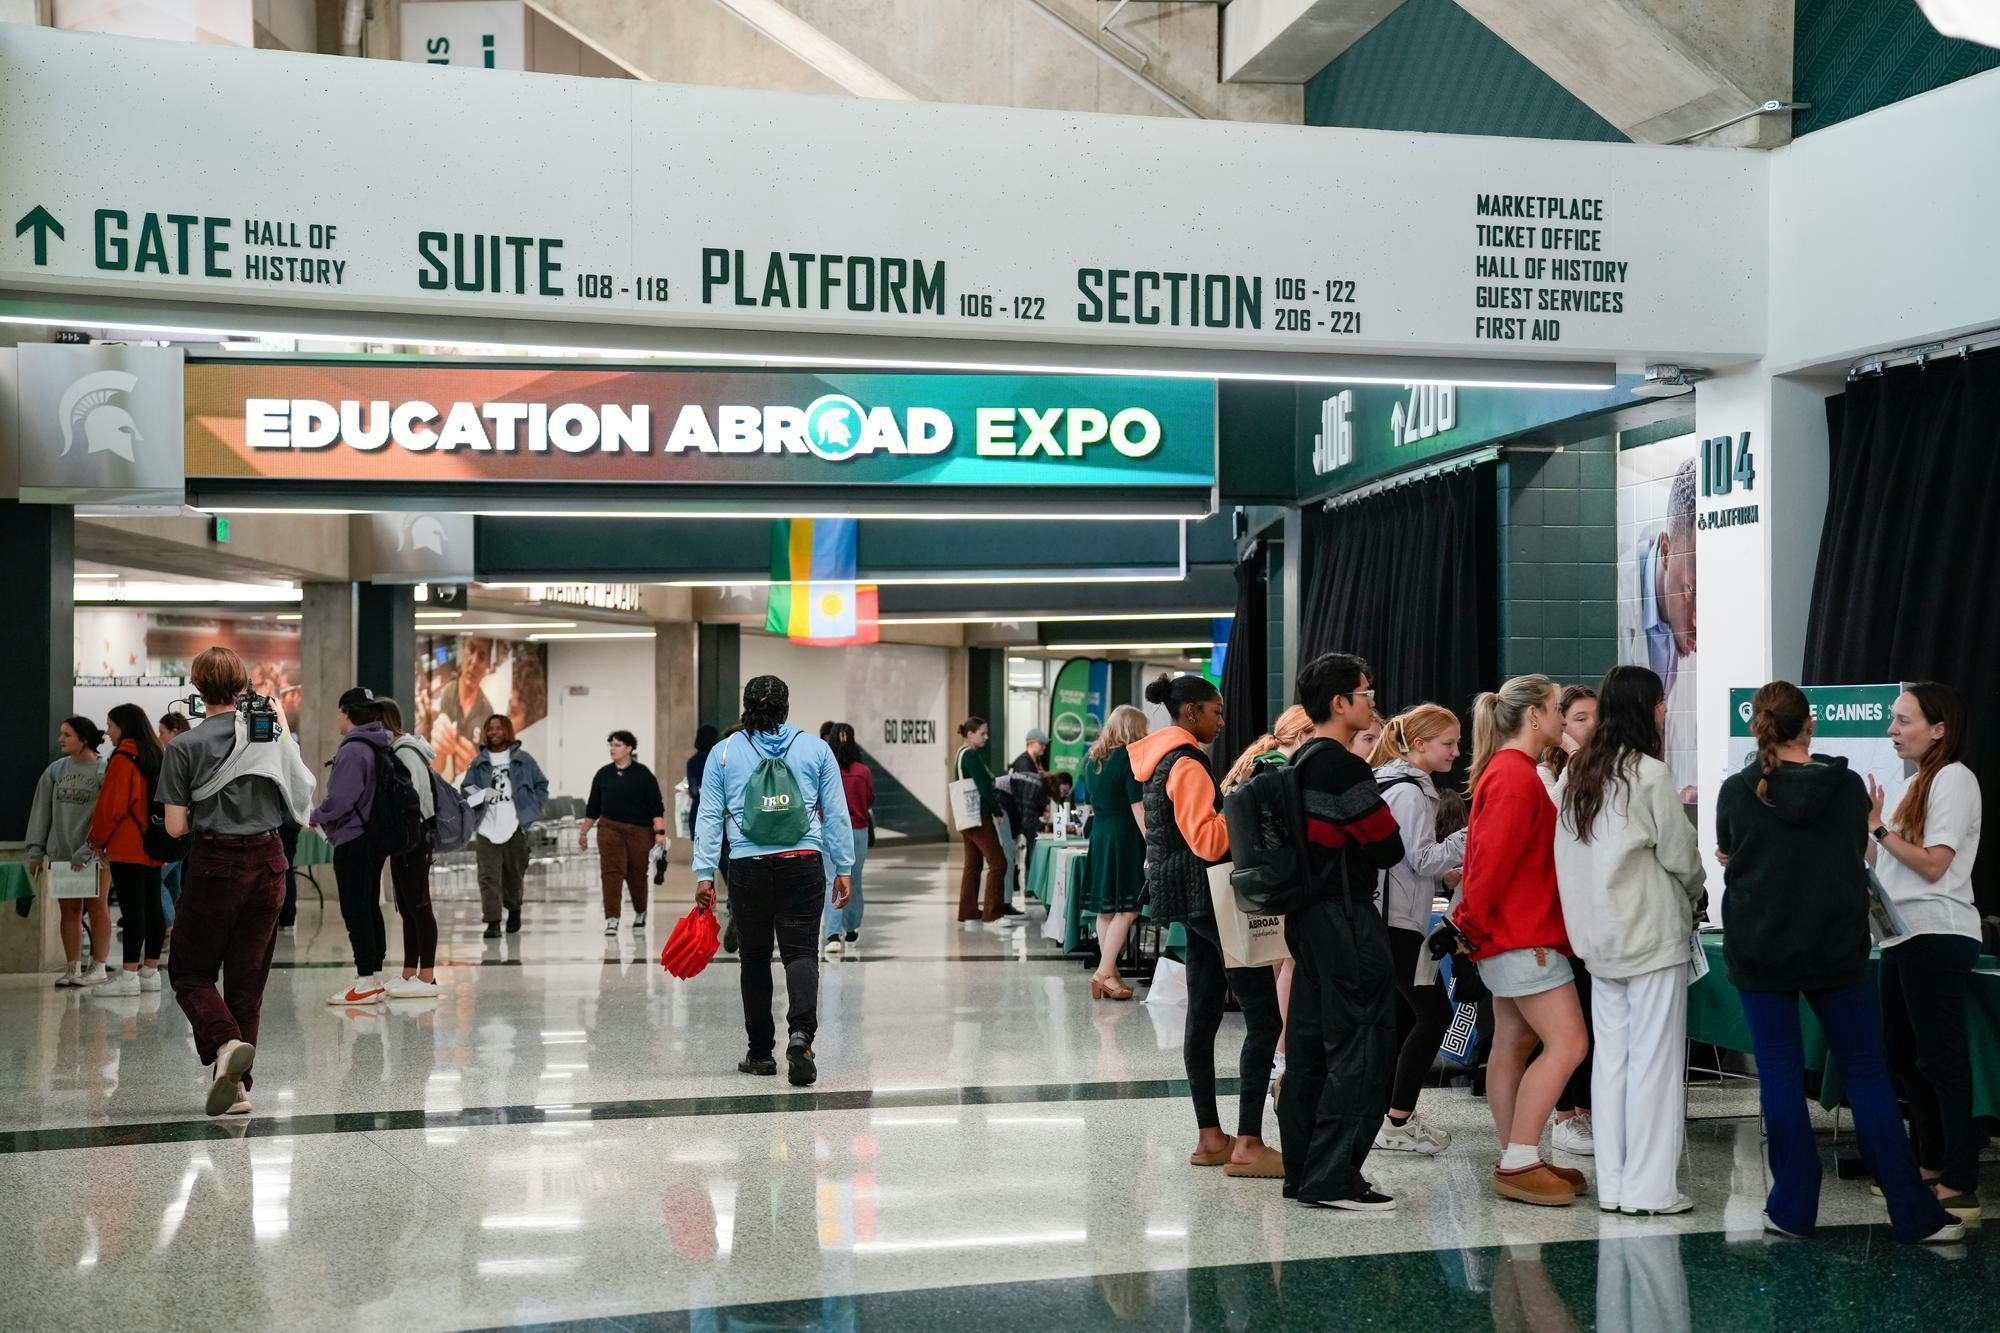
[159,712,288,835]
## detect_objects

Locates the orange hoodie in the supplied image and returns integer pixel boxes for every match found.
[1127,726,1228,862]
[91,740,164,867]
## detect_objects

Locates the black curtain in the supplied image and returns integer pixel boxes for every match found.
[1803,346,2000,913]
[1300,464,1497,783]
[1216,546,1269,775]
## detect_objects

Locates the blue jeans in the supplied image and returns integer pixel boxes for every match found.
[159,860,182,929]
[1879,933,1981,1192]
[824,832,867,938]
[1738,981,1955,1241]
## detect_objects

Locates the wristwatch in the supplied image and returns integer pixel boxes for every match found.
[1871,824,1891,843]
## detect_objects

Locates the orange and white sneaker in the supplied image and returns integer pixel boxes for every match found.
[328,975,387,1006]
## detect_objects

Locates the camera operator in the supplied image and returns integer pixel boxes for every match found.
[158,646,317,1118]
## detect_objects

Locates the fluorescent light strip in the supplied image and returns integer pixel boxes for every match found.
[0,314,1612,390]
[72,572,122,581]
[876,610,1232,626]
[414,611,463,619]
[662,572,1183,589]
[527,631,657,641]
[461,510,1201,521]
[420,621,578,631]
[1041,641,1223,652]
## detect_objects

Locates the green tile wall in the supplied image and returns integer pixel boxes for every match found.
[1304,0,1626,141]
[1795,0,2000,135]
[1497,435,1619,687]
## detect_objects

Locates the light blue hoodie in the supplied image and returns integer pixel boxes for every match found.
[693,724,854,880]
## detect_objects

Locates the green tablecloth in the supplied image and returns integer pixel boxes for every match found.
[293,828,334,866]
[1024,837,1183,958]
[0,863,33,904]
[1686,935,2000,1118]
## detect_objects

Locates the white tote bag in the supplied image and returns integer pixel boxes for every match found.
[1207,862,1290,968]
[946,778,983,832]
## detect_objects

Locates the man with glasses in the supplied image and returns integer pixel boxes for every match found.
[1279,652,1407,1211]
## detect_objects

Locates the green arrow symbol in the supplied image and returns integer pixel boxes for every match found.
[15,205,64,265]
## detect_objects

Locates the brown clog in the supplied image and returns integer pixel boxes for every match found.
[1224,1146,1286,1179]
[1492,1162,1577,1207]
[1190,1136,1237,1167]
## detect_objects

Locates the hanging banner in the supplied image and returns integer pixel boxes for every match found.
[1048,657,1110,780]
[1726,684,1906,810]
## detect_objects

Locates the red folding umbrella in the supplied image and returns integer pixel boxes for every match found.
[660,905,721,979]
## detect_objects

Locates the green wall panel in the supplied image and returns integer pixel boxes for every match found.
[1795,0,2000,135]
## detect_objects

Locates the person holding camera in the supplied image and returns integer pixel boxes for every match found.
[27,715,112,988]
[86,704,167,996]
[159,647,317,1117]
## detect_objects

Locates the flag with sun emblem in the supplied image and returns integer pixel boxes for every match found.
[765,519,879,645]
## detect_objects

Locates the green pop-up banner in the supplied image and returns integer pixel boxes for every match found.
[1048,658,1110,779]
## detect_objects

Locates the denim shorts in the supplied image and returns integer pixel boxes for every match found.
[1477,946,1575,998]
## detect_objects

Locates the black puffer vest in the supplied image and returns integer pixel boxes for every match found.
[1143,743,1217,924]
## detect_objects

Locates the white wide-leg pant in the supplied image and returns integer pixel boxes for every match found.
[1590,961,1689,1211]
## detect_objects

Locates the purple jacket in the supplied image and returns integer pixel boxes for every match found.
[310,723,392,847]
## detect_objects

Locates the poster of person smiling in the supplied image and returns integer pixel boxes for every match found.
[1619,442,1699,805]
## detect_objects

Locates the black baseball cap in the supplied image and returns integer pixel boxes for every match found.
[338,686,377,712]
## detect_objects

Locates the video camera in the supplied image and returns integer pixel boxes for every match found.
[171,689,281,742]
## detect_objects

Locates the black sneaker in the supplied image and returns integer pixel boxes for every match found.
[506,909,522,934]
[786,1032,817,1087]
[737,1052,777,1076]
[844,931,857,944]
[1308,1190,1397,1212]
[653,854,666,886]
[723,917,739,954]
[482,921,502,939]
[999,902,1024,917]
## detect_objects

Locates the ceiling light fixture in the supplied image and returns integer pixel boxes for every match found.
[526,630,658,641]
[1041,640,1225,653]
[873,610,1232,626]
[420,620,579,631]
[663,572,1185,589]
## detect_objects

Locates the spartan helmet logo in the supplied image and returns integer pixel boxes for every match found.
[57,370,143,462]
[397,515,448,555]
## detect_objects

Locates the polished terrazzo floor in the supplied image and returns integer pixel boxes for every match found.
[1,846,1991,1331]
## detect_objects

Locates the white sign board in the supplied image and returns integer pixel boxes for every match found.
[0,25,1766,365]
[398,1,526,71]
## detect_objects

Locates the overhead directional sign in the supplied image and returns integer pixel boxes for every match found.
[0,25,1765,366]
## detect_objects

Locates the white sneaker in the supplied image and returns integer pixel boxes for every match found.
[328,976,386,1006]
[1552,1113,1595,1156]
[76,963,112,987]
[1620,1194,1693,1216]
[206,1039,255,1117]
[138,966,162,992]
[631,912,647,929]
[53,963,83,988]
[823,936,843,959]
[1375,1115,1449,1155]
[385,975,439,999]
[961,920,981,933]
[998,914,1029,927]
[605,918,620,936]
[94,969,142,997]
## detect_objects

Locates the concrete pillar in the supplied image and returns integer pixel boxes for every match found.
[356,583,416,706]
[0,500,73,974]
[298,581,357,778]
[654,621,696,860]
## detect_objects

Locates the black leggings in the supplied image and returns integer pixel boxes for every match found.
[333,836,389,976]
[391,842,438,972]
[110,861,164,964]
[1183,916,1283,1138]
[1386,926,1452,1111]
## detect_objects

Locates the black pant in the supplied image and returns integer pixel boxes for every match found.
[1183,915,1283,1137]
[1386,925,1451,1111]
[332,836,389,976]
[278,822,300,928]
[1880,933,1982,1192]
[110,861,164,964]
[1557,955,1595,1112]
[732,852,824,1056]
[1279,890,1395,1202]
[390,838,438,972]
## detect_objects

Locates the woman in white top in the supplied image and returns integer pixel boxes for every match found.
[1367,704,1468,1155]
[1539,684,1598,800]
[1867,681,1984,1219]
[1553,665,1705,1216]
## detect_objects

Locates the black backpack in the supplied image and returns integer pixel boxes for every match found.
[117,750,190,863]
[357,741,425,857]
[1222,737,1344,916]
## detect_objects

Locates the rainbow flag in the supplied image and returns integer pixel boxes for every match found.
[765,518,879,645]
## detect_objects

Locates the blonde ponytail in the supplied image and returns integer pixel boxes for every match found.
[1368,703,1458,768]
[1220,705,1314,792]
[1466,675,1554,792]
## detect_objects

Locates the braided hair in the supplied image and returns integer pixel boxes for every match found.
[1748,680,1811,807]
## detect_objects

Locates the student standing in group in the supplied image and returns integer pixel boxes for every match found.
[311,688,397,1006]
[1552,666,1704,1216]
[694,675,852,1087]
[463,713,549,938]
[1278,654,1406,1211]
[580,729,668,936]
[1080,705,1149,1000]
[28,716,111,988]
[1455,674,1589,1208]
[953,717,1011,929]
[1715,681,1962,1244]
[1366,704,1468,1156]
[379,698,441,998]
[1542,682,1599,1154]
[1130,674,1285,1181]
[824,723,874,957]
[160,646,318,1117]
[1869,682,1985,1221]
[87,704,167,997]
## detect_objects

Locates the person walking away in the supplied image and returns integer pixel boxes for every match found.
[1129,674,1286,1182]
[1079,705,1150,999]
[463,713,549,938]
[1868,682,1984,1221]
[1552,666,1704,1215]
[953,717,1011,929]
[88,704,167,996]
[156,711,192,938]
[28,716,111,987]
[311,688,398,1006]
[693,675,853,1087]
[580,729,668,935]
[1366,704,1468,1156]
[160,646,318,1116]
[1715,681,1962,1244]
[1541,683,1600,1154]
[1277,654,1406,1210]
[822,724,874,956]
[379,698,441,997]
[1455,675,1589,1207]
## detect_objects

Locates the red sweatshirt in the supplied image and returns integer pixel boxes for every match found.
[1455,747,1568,959]
[90,740,164,868]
